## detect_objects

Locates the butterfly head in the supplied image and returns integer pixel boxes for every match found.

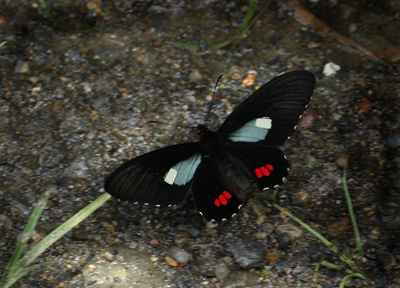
[197,124,214,141]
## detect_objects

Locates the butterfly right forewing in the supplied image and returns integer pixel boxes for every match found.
[219,70,316,146]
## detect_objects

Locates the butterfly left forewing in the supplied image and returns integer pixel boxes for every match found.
[105,143,203,207]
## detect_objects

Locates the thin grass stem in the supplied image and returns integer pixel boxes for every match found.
[1,192,111,288]
[0,190,50,287]
[342,169,363,260]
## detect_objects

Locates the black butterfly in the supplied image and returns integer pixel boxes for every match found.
[105,70,316,222]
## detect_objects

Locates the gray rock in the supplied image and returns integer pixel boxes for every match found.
[231,239,266,268]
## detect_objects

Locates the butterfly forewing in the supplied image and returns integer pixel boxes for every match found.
[105,143,203,206]
[219,70,315,146]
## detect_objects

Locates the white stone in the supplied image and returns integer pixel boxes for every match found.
[323,62,341,77]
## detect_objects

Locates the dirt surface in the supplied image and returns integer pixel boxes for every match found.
[1,0,399,287]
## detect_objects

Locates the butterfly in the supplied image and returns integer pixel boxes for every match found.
[105,70,316,222]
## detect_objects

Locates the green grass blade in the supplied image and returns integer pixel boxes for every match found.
[18,193,111,268]
[320,261,342,270]
[1,262,55,288]
[272,203,339,254]
[342,169,363,260]
[37,0,93,33]
[320,261,353,274]
[166,41,200,51]
[1,192,111,288]
[232,0,271,48]
[339,273,366,288]
[274,203,361,273]
[0,189,50,286]
[209,40,234,50]
[313,262,320,284]
[239,0,258,35]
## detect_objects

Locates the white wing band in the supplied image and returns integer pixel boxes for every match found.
[164,153,202,186]
[228,117,272,142]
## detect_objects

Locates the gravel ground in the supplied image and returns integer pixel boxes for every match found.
[1,1,399,287]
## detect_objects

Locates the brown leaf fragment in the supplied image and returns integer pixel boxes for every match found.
[378,45,400,63]
[281,0,386,64]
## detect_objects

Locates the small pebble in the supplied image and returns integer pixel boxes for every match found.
[150,255,159,262]
[165,256,178,267]
[256,215,267,225]
[254,232,267,239]
[149,239,160,245]
[215,262,230,280]
[312,137,324,148]
[305,154,318,168]
[387,133,400,148]
[323,62,340,77]
[371,227,382,237]
[231,239,266,268]
[129,241,138,249]
[291,191,310,206]
[266,253,280,265]
[277,233,292,249]
[169,247,190,265]
[14,59,29,73]
[189,69,203,82]
[275,222,303,240]
[248,198,266,218]
[242,72,257,86]
[104,251,114,262]
[174,232,189,246]
[378,252,396,271]
[378,45,400,62]
[336,156,349,169]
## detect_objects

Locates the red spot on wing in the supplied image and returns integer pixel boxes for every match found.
[255,168,263,178]
[214,191,232,207]
[218,194,227,205]
[260,166,270,176]
[223,190,232,199]
[254,164,274,178]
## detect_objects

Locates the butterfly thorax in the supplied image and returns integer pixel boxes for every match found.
[197,124,229,158]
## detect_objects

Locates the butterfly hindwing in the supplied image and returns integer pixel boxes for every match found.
[225,142,290,190]
[219,70,315,146]
[191,156,242,222]
[105,143,203,206]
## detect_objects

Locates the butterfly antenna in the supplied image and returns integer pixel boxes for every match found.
[204,75,223,124]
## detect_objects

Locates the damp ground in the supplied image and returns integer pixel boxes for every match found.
[1,1,400,287]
